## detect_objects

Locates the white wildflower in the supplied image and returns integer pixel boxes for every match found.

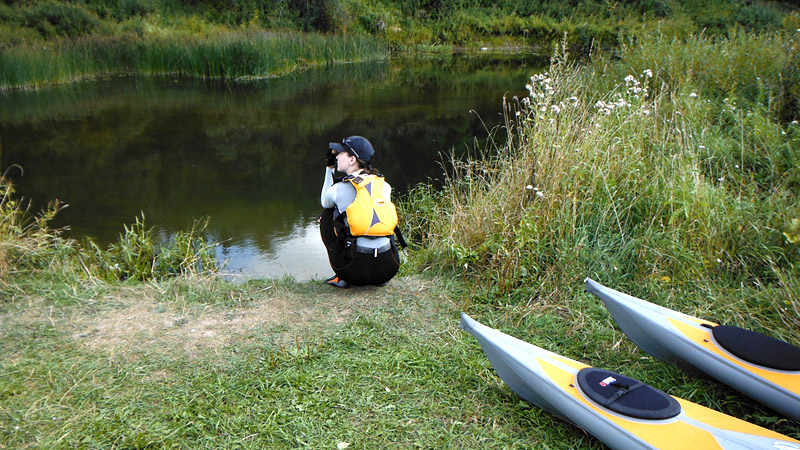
[689,92,698,98]
[643,69,653,78]
[536,191,545,198]
[551,104,561,114]
[716,258,722,263]
[525,185,534,190]
[338,443,351,450]
[642,109,650,116]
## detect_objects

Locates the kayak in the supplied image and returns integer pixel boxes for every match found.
[585,277,800,421]
[460,312,800,450]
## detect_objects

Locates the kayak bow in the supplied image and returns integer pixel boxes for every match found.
[585,277,800,421]
[460,312,800,450]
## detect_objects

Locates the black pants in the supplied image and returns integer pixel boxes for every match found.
[319,208,400,286]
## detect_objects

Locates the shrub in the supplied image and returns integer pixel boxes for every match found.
[22,1,105,39]
[736,2,782,32]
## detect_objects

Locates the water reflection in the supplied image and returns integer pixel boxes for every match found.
[0,53,547,280]
[218,220,332,282]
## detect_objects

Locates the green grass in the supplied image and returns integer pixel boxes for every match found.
[2,272,797,449]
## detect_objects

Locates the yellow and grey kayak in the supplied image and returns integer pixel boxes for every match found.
[460,312,800,450]
[585,278,800,421]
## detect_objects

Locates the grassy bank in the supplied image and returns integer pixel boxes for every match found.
[405,28,800,322]
[401,25,800,430]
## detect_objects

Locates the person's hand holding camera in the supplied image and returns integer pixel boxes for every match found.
[326,150,337,168]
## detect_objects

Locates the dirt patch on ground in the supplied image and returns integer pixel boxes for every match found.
[40,275,442,360]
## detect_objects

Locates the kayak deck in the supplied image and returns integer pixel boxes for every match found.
[584,277,800,421]
[461,312,800,450]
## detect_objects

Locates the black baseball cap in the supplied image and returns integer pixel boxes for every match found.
[329,136,375,163]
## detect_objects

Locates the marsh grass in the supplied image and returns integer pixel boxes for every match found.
[0,30,389,89]
[0,177,218,287]
[77,214,217,282]
[405,32,800,332]
[0,172,72,282]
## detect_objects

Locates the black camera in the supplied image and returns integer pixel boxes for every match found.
[326,150,337,167]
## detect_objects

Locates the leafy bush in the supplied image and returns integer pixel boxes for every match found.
[736,2,782,32]
[289,0,348,32]
[84,0,158,21]
[22,1,106,39]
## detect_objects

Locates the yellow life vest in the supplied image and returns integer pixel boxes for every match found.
[344,175,398,237]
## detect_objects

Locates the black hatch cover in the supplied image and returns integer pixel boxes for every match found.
[711,325,800,371]
[577,368,681,420]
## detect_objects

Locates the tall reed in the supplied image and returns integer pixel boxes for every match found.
[404,32,800,333]
[0,31,389,89]
[0,173,71,282]
[0,175,218,286]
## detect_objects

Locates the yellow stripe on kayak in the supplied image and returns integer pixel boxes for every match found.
[550,353,590,371]
[678,399,800,441]
[667,317,800,396]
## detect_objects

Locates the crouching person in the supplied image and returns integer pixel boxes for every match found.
[319,136,404,288]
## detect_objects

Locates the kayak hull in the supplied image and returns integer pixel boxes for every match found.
[585,277,800,421]
[460,313,800,450]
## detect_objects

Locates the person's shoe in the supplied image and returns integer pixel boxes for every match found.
[324,275,349,288]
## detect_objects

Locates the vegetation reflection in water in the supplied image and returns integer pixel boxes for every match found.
[0,53,547,280]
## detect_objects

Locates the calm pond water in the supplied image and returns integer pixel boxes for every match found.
[0,53,547,281]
